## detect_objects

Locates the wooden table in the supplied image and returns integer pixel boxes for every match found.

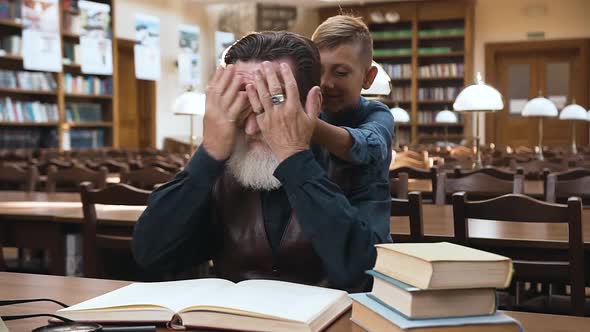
[2,272,589,332]
[0,191,143,275]
[408,179,544,196]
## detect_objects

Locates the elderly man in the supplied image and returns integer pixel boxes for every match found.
[132,31,392,290]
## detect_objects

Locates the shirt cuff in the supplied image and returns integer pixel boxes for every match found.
[342,126,366,164]
[184,145,226,179]
[274,150,325,190]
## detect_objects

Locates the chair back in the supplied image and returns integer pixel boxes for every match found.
[390,166,437,201]
[436,168,524,204]
[391,191,424,242]
[120,166,174,190]
[80,181,151,279]
[452,192,585,316]
[46,164,107,192]
[545,168,590,205]
[86,159,130,173]
[0,164,39,192]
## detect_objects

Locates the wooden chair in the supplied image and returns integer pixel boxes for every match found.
[0,164,39,192]
[452,192,587,316]
[120,166,174,190]
[390,191,424,242]
[545,168,590,205]
[389,172,408,199]
[80,182,151,279]
[46,164,107,192]
[86,159,130,174]
[435,167,524,204]
[390,166,437,202]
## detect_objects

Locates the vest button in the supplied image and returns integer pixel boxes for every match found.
[271,266,280,277]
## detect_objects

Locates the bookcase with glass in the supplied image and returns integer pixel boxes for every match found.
[0,0,116,150]
[320,0,473,146]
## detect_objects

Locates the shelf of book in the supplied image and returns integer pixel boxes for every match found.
[0,121,59,126]
[0,0,118,150]
[418,51,465,58]
[373,37,412,42]
[65,93,112,100]
[417,123,463,127]
[419,35,465,41]
[62,32,80,40]
[418,100,455,104]
[0,18,22,29]
[68,122,113,128]
[418,76,463,81]
[0,54,22,61]
[0,87,57,96]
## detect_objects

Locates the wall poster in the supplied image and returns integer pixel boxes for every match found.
[78,0,113,75]
[22,0,62,72]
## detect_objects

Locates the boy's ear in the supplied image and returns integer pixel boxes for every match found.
[362,65,379,90]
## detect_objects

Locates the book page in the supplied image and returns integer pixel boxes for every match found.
[59,278,235,314]
[376,242,510,262]
[184,279,349,323]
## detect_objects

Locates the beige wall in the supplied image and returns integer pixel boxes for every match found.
[473,0,590,141]
[115,0,213,148]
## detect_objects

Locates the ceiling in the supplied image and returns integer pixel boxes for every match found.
[188,0,417,8]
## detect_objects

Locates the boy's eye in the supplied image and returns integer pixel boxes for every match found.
[335,71,349,76]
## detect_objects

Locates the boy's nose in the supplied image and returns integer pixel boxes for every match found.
[321,74,334,90]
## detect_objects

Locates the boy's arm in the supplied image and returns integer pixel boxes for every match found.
[312,120,354,161]
[313,105,394,165]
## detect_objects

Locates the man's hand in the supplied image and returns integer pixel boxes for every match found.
[246,61,322,163]
[202,65,250,160]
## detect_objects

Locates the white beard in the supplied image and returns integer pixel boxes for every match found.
[226,137,281,191]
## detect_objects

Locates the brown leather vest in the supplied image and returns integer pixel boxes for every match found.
[212,173,329,286]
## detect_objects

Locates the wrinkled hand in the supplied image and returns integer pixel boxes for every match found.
[202,65,250,160]
[246,61,322,162]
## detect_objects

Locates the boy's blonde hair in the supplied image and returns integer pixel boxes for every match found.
[311,15,373,67]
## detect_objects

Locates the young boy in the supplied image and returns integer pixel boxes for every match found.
[311,15,395,197]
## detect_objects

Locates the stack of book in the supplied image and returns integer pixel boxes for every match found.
[351,242,522,332]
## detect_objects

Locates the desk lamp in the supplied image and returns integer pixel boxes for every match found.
[173,88,206,153]
[559,101,587,154]
[522,94,558,160]
[453,72,503,169]
[435,108,458,147]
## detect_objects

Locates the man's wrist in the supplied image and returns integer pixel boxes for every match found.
[202,139,231,161]
[274,147,308,163]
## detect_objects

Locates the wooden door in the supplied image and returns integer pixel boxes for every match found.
[486,39,590,147]
[116,39,156,149]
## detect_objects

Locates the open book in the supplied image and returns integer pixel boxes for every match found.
[57,278,351,332]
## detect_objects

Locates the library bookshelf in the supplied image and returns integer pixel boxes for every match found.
[0,0,117,150]
[319,0,474,146]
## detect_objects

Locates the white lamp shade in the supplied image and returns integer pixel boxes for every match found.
[361,61,391,96]
[453,73,503,112]
[435,110,458,124]
[559,103,588,121]
[522,97,558,117]
[173,91,206,116]
[390,106,410,123]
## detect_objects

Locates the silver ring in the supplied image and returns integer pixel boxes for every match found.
[271,94,286,105]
